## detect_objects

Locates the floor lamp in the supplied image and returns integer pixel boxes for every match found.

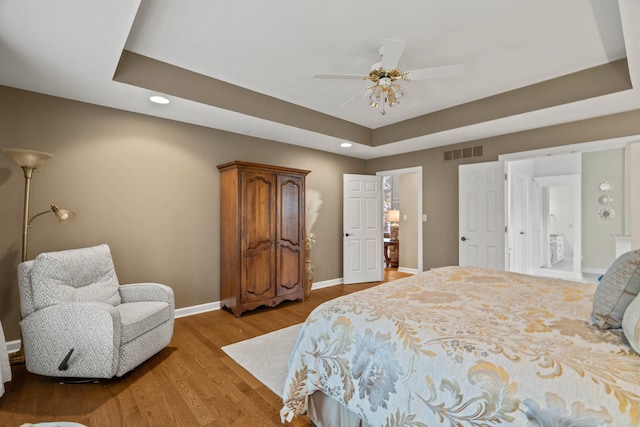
[2,148,77,365]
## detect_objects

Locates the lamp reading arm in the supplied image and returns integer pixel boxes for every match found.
[28,204,76,228]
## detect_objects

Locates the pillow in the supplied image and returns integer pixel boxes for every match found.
[591,249,640,329]
[622,293,640,354]
[31,244,121,310]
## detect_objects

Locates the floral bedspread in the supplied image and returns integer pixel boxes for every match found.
[281,266,640,426]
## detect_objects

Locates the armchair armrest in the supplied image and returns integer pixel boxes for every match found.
[119,283,174,308]
[20,302,121,378]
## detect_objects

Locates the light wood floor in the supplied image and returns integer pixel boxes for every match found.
[0,269,411,426]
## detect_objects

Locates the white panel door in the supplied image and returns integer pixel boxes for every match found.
[343,174,383,284]
[459,161,505,270]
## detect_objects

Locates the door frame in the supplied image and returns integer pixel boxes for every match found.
[507,171,530,274]
[376,166,423,273]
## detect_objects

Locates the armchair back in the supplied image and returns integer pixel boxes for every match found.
[18,244,121,317]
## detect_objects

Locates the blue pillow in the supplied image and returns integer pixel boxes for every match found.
[591,249,640,329]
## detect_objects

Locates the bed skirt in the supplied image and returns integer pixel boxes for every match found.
[308,391,370,427]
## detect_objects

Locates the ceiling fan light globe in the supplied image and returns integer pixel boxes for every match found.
[391,85,403,99]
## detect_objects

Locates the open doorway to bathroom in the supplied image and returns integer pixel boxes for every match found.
[502,139,631,282]
[506,153,582,280]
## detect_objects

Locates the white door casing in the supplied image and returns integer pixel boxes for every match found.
[459,161,505,270]
[343,174,383,284]
[508,172,529,273]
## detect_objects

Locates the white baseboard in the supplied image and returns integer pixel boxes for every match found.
[582,267,607,275]
[175,301,221,318]
[311,277,344,290]
[6,339,20,353]
[398,267,418,275]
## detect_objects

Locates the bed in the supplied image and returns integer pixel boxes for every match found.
[280,265,640,426]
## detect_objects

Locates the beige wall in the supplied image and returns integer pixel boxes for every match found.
[399,173,418,270]
[582,149,625,270]
[0,85,366,340]
[3,83,640,342]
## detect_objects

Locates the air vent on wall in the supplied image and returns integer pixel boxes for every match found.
[443,145,483,162]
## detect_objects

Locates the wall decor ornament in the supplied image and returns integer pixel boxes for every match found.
[598,194,613,205]
[598,208,615,219]
[597,180,614,192]
[596,180,614,220]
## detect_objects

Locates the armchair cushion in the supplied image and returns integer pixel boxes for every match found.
[117,301,171,344]
[30,244,121,310]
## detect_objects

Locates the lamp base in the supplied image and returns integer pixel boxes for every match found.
[9,348,25,366]
[390,225,399,242]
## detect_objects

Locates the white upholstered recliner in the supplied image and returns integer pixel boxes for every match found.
[17,244,174,379]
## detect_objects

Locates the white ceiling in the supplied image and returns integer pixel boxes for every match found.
[1,0,640,159]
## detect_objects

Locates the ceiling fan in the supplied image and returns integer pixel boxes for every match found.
[314,39,464,115]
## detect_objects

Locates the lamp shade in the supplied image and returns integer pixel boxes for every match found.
[2,148,54,168]
[387,209,400,223]
[51,204,76,224]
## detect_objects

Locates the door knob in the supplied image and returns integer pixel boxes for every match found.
[461,236,470,242]
[345,233,353,237]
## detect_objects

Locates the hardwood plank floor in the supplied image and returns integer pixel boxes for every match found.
[0,269,411,426]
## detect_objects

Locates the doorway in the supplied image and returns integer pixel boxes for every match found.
[505,153,583,280]
[376,167,423,274]
[531,174,582,280]
[459,136,635,280]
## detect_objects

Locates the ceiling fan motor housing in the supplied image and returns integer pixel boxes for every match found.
[368,67,401,84]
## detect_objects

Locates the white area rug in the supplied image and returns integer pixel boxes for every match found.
[221,323,303,397]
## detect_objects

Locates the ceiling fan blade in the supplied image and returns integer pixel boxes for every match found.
[380,39,406,71]
[313,73,366,80]
[340,86,371,109]
[404,64,464,81]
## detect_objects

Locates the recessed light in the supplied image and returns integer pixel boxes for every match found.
[340,142,352,148]
[150,95,170,104]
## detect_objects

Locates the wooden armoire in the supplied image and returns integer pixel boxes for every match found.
[217,161,310,317]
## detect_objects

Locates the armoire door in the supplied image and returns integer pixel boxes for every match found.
[277,173,304,296]
[241,170,277,303]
